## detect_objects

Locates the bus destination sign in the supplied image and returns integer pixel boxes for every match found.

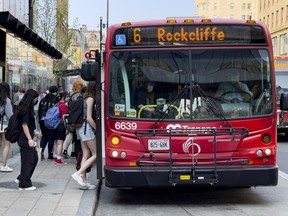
[139,26,225,43]
[113,24,266,47]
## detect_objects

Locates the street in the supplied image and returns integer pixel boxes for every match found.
[95,134,288,216]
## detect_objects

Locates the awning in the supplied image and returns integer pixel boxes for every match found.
[61,68,81,77]
[0,11,62,59]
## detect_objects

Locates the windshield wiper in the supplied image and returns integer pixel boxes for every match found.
[192,84,232,128]
[150,83,233,130]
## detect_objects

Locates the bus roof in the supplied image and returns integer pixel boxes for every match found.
[108,18,267,30]
[106,18,270,48]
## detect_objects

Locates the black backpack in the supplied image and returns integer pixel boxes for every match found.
[5,113,21,143]
[64,95,86,129]
[38,96,57,121]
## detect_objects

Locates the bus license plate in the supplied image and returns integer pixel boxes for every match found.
[148,139,169,150]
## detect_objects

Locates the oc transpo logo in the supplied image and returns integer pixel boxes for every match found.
[182,138,201,156]
[166,124,202,155]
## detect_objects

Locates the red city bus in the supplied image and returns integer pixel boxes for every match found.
[275,55,288,135]
[82,18,288,188]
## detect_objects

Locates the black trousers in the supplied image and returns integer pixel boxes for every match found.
[39,120,56,158]
[17,139,38,188]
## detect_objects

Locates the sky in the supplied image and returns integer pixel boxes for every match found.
[68,0,196,31]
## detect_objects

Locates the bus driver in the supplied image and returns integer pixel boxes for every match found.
[215,70,252,103]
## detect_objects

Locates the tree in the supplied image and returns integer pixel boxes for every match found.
[34,0,79,82]
[34,0,57,46]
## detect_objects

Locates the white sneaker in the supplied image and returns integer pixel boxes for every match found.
[14,179,20,184]
[80,182,96,190]
[19,186,36,191]
[0,165,13,172]
[71,172,85,186]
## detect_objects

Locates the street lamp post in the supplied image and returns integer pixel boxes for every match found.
[100,16,103,57]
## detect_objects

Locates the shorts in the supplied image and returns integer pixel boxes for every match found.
[55,122,66,141]
[76,122,95,142]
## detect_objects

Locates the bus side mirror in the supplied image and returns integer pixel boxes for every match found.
[280,93,288,110]
[81,61,99,81]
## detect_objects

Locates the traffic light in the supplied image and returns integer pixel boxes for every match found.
[84,52,90,59]
[84,50,100,64]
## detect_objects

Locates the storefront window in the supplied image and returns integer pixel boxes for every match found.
[6,34,54,105]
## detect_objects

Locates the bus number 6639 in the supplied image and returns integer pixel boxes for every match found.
[115,122,137,130]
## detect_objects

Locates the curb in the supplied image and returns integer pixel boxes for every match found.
[76,166,102,216]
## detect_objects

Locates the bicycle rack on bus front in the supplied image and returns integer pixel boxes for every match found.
[135,127,249,186]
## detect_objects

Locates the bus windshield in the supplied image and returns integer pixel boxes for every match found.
[275,57,288,102]
[108,48,272,120]
[276,72,288,101]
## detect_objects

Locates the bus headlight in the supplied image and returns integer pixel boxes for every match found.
[112,151,118,157]
[256,149,263,157]
[120,152,127,158]
[264,148,272,156]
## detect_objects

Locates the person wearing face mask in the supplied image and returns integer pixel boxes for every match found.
[215,71,252,103]
[38,86,59,159]
[15,89,41,190]
[135,81,155,109]
[146,82,156,105]
[146,82,154,94]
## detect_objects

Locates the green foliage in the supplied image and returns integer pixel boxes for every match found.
[34,0,79,75]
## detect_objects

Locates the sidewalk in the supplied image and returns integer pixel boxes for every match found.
[0,145,99,216]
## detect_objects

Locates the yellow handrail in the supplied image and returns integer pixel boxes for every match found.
[138,104,180,118]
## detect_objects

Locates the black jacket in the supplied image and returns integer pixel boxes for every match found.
[38,93,58,120]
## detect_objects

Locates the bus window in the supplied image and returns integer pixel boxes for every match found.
[108,49,272,120]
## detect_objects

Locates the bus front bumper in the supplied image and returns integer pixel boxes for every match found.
[105,165,278,188]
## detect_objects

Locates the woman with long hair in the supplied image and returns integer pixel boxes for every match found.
[63,80,85,159]
[0,83,13,172]
[15,89,41,190]
[71,81,97,190]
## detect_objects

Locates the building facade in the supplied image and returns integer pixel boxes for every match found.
[62,25,100,92]
[0,0,29,24]
[195,0,288,56]
[196,0,258,20]
[70,25,100,67]
[258,1,288,56]
[56,0,69,54]
[33,0,75,90]
[0,2,62,102]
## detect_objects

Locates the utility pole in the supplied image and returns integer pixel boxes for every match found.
[100,16,103,57]
[106,0,109,35]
